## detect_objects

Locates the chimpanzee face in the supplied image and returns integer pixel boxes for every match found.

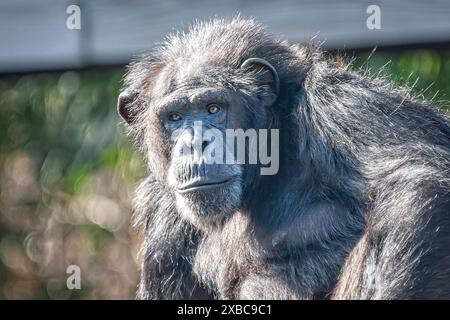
[118,58,279,229]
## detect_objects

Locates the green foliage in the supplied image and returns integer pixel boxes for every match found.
[354,50,450,111]
[0,68,142,299]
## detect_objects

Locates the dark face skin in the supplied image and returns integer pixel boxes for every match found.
[118,59,278,230]
[156,85,247,228]
[161,88,239,188]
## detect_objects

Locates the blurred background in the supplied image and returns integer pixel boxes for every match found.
[0,0,449,299]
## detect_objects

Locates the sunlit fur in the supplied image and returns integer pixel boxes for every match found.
[121,18,450,299]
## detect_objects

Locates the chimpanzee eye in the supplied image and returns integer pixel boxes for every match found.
[207,104,221,114]
[168,113,182,122]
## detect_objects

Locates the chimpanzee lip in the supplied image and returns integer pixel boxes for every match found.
[177,178,233,193]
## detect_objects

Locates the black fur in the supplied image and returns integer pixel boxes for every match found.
[121,18,450,299]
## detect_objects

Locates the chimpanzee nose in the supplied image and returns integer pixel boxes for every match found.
[179,129,210,157]
[184,134,210,151]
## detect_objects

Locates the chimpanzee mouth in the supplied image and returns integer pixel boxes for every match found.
[177,178,233,193]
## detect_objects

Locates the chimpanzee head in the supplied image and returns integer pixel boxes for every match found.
[118,19,289,229]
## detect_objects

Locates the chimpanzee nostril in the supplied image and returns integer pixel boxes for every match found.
[184,136,209,152]
[175,126,215,158]
[202,140,209,151]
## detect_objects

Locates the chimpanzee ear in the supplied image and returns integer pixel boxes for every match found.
[240,57,280,107]
[117,90,139,124]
